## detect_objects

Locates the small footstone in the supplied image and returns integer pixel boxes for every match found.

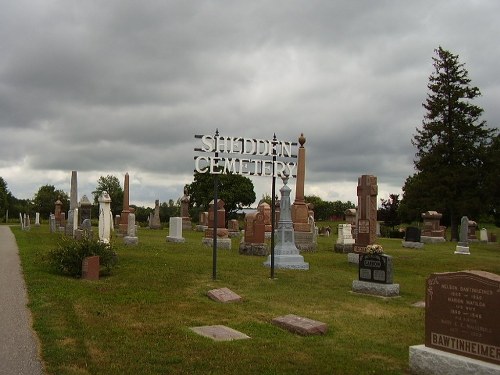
[190,325,250,341]
[207,287,242,303]
[272,314,327,336]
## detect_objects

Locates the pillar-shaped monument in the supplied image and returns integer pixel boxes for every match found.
[66,170,78,236]
[98,191,112,243]
[291,133,316,251]
[353,175,378,253]
[264,176,309,270]
[119,173,130,235]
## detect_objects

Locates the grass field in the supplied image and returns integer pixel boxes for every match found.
[13,223,500,375]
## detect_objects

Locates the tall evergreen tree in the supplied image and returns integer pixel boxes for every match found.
[402,47,497,240]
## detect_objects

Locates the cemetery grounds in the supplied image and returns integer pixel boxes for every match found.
[12,223,500,375]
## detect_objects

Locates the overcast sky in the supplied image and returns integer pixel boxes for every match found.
[1,1,499,209]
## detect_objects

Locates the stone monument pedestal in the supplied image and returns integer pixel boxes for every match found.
[264,253,309,270]
[202,237,232,249]
[352,280,400,297]
[402,241,425,249]
[454,245,470,255]
[239,243,268,256]
[409,345,500,375]
[124,236,138,245]
[421,236,446,243]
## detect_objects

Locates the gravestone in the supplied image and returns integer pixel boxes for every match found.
[190,325,250,341]
[196,211,209,231]
[149,200,161,229]
[166,217,185,243]
[334,224,355,253]
[59,212,66,232]
[54,197,63,227]
[98,191,112,243]
[272,314,327,336]
[352,252,400,297]
[239,211,268,256]
[49,214,56,233]
[480,228,488,243]
[180,187,192,230]
[124,212,138,245]
[349,175,377,264]
[19,213,24,230]
[79,195,92,224]
[402,226,424,249]
[421,211,446,243]
[264,176,309,270]
[468,220,478,241]
[35,212,40,227]
[81,219,92,238]
[345,208,357,236]
[455,216,471,255]
[258,202,272,238]
[207,287,242,303]
[202,199,231,249]
[82,256,100,280]
[409,271,500,374]
[228,219,240,237]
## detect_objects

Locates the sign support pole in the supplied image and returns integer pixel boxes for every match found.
[212,129,219,280]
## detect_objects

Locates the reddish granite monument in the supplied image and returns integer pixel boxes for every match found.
[353,175,378,254]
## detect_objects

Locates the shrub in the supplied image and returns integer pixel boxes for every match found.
[48,235,117,277]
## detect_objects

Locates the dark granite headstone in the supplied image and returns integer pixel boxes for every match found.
[405,227,421,242]
[358,253,393,284]
[425,271,500,365]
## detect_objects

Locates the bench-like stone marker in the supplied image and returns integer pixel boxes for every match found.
[82,256,100,280]
[272,314,327,336]
[207,287,242,303]
[190,325,250,341]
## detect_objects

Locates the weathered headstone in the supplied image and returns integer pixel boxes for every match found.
[79,195,92,224]
[98,191,112,243]
[202,199,231,249]
[421,211,446,243]
[409,271,500,374]
[272,314,327,336]
[149,199,161,229]
[35,212,40,227]
[195,211,209,231]
[166,217,185,243]
[349,175,377,264]
[239,211,268,256]
[81,219,92,238]
[207,287,242,303]
[54,197,63,227]
[480,228,488,243]
[124,212,138,245]
[180,187,192,230]
[82,256,100,280]
[227,219,240,237]
[455,216,471,255]
[49,214,56,233]
[402,226,424,249]
[468,220,478,241]
[19,213,23,229]
[264,176,309,270]
[334,223,355,253]
[190,325,250,341]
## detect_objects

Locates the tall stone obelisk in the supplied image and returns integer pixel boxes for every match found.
[119,173,130,236]
[66,170,78,236]
[291,134,316,251]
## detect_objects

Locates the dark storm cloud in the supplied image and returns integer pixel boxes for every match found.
[0,0,498,204]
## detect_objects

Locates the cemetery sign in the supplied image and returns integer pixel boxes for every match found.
[194,134,297,177]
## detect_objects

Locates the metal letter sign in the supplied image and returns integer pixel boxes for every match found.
[194,130,298,279]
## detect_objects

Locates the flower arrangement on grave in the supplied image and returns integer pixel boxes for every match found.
[366,244,384,255]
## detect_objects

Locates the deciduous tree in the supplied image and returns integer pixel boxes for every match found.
[92,175,124,215]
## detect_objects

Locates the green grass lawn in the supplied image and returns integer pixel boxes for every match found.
[13,223,500,375]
